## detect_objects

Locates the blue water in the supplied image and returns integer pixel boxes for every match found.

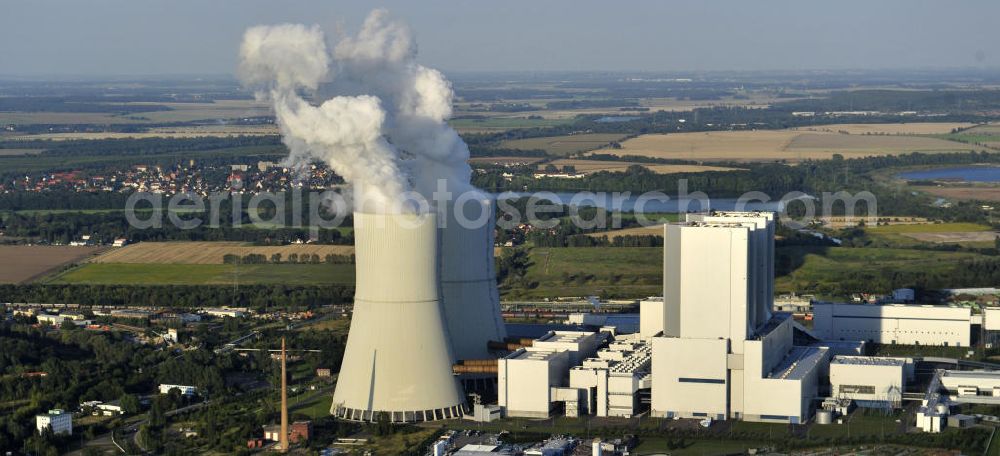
[898,166,1000,183]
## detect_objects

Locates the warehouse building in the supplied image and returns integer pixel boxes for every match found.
[497,331,603,418]
[813,303,971,347]
[829,356,906,407]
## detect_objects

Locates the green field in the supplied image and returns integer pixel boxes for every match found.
[775,245,985,297]
[514,247,661,298]
[46,262,354,285]
[865,222,991,234]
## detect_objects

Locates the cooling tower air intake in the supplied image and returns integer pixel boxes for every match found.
[331,212,465,423]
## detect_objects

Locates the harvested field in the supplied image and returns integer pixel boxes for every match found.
[792,122,977,135]
[91,241,354,265]
[586,224,666,239]
[502,134,626,156]
[901,231,1000,243]
[0,245,107,283]
[543,159,740,175]
[590,130,975,162]
[964,124,1000,135]
[921,186,1000,202]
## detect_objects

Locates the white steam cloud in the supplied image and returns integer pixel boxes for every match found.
[238,10,477,213]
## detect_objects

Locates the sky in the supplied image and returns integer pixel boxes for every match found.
[1,0,998,76]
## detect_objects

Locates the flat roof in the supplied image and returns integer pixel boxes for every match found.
[942,370,1000,380]
[831,356,904,367]
[536,331,594,345]
[769,346,828,381]
[508,349,563,362]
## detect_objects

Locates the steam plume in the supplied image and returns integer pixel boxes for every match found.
[238,10,478,214]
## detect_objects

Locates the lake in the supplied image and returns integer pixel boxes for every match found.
[898,166,1000,183]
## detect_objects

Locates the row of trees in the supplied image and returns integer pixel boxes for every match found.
[222,253,355,264]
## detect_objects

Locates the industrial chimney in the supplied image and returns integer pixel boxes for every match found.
[438,199,507,360]
[331,211,465,422]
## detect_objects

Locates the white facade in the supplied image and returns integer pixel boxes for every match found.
[984,307,1000,331]
[813,303,970,347]
[639,297,666,337]
[498,348,570,418]
[829,356,905,404]
[531,331,602,365]
[332,212,465,423]
[438,199,507,360]
[652,213,823,424]
[570,339,652,418]
[159,384,197,396]
[36,409,72,435]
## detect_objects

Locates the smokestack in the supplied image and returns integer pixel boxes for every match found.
[279,337,288,453]
[331,212,465,422]
[439,199,506,360]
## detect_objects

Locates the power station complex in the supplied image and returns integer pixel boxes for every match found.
[330,208,983,429]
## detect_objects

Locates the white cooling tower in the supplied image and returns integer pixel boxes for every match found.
[331,212,465,422]
[439,199,507,360]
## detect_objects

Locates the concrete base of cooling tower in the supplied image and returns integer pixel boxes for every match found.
[332,404,465,423]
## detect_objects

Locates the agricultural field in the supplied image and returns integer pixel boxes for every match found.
[0,148,42,156]
[774,246,984,297]
[515,247,662,298]
[6,125,279,141]
[46,262,354,285]
[501,133,627,156]
[792,122,977,135]
[0,245,107,283]
[586,224,667,239]
[864,222,998,245]
[448,116,573,133]
[91,241,355,264]
[0,99,272,128]
[920,185,1000,202]
[542,158,740,175]
[590,130,975,162]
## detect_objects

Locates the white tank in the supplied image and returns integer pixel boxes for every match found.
[331,212,465,422]
[438,199,507,360]
[815,409,833,425]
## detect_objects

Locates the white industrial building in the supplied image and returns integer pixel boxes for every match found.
[651,212,831,424]
[497,331,603,418]
[159,384,197,396]
[569,338,652,418]
[36,409,72,435]
[498,348,572,418]
[813,303,970,347]
[829,356,906,406]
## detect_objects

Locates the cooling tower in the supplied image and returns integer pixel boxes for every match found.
[439,199,507,360]
[331,211,465,423]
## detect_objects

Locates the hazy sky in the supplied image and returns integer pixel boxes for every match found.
[2,0,998,76]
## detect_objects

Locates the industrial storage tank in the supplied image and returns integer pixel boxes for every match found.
[438,198,507,360]
[331,212,465,422]
[815,409,834,425]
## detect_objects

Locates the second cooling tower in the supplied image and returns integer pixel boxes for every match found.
[439,199,507,360]
[331,212,465,422]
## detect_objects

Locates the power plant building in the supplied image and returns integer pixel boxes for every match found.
[829,356,906,405]
[813,303,971,347]
[652,212,828,424]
